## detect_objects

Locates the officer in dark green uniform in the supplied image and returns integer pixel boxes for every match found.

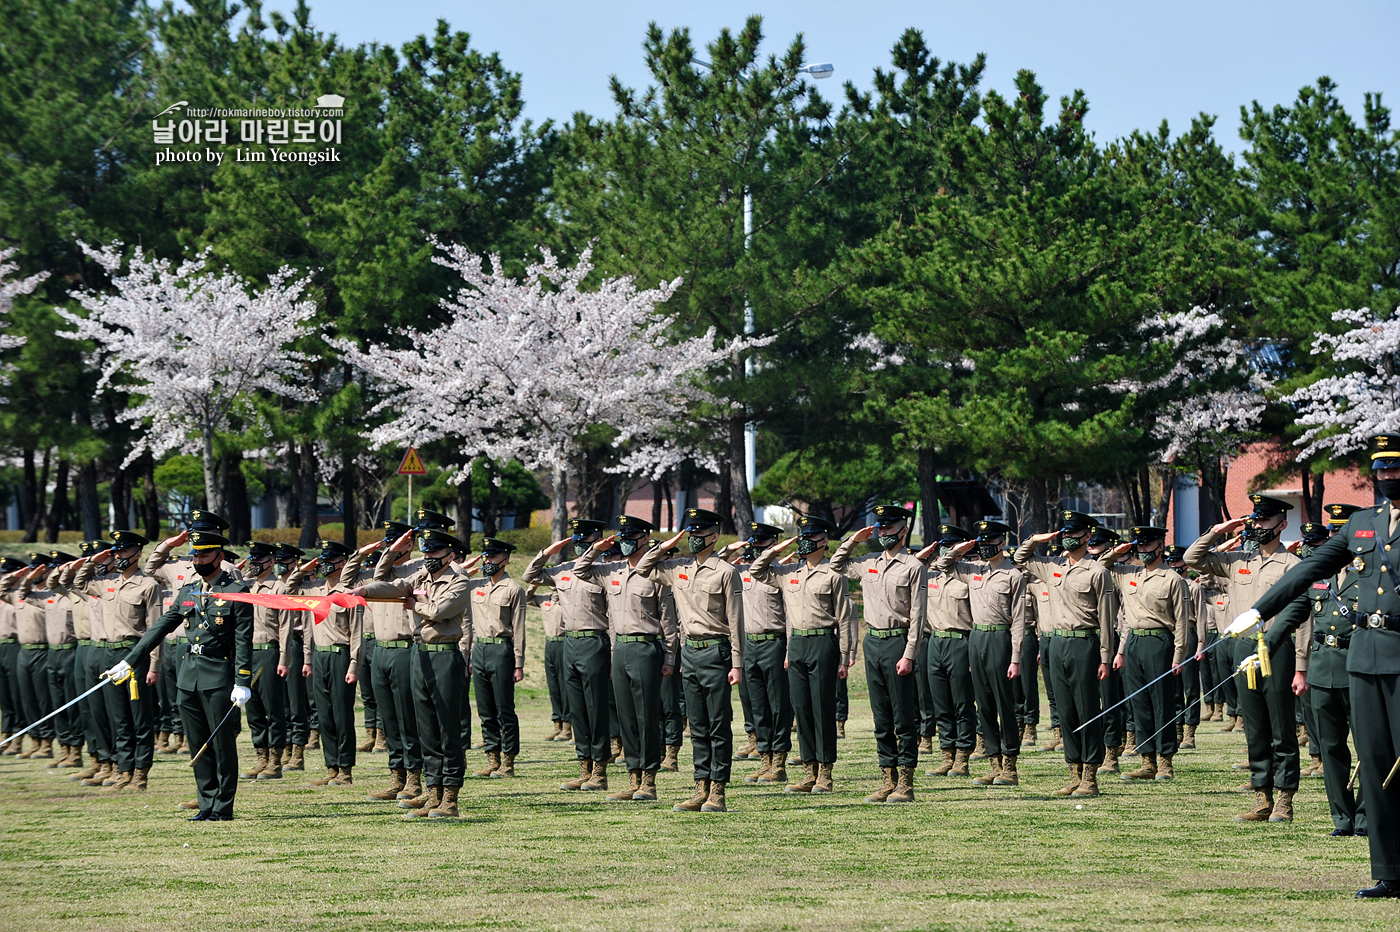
[104,530,253,820]
[1296,521,1330,777]
[1299,504,1367,836]
[1242,434,1400,897]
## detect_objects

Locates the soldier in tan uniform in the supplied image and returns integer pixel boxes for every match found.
[467,537,526,779]
[52,544,115,780]
[1186,493,1310,823]
[39,552,82,768]
[1102,527,1191,782]
[0,559,26,754]
[931,520,1029,786]
[1014,511,1116,798]
[831,504,927,802]
[274,544,314,765]
[9,557,56,760]
[530,584,571,743]
[299,540,365,788]
[636,508,745,813]
[915,524,977,777]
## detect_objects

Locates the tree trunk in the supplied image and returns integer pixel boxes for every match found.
[727,414,754,529]
[297,440,319,549]
[455,458,474,550]
[44,457,70,544]
[110,466,129,531]
[19,448,38,541]
[141,453,161,541]
[1301,467,1324,525]
[715,461,735,534]
[917,447,939,546]
[24,448,50,543]
[551,461,568,544]
[340,446,357,548]
[484,459,500,536]
[1022,475,1052,538]
[222,451,251,544]
[78,459,101,539]
[201,427,220,516]
[662,473,674,532]
[651,477,663,529]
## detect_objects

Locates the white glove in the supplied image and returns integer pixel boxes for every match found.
[1224,608,1262,638]
[230,685,252,708]
[1236,652,1259,673]
[103,660,132,682]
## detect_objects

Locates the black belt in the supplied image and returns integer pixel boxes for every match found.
[1314,631,1352,649]
[1363,612,1400,631]
[188,643,230,659]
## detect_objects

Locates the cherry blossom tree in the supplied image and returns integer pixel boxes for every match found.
[1284,306,1400,459]
[58,242,317,513]
[336,242,767,540]
[0,248,46,394]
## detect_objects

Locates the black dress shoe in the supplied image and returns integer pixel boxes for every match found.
[209,811,233,821]
[1356,828,1368,837]
[187,811,211,821]
[1356,879,1400,899]
[1329,828,1353,837]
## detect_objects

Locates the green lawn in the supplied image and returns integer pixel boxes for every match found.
[0,600,1391,931]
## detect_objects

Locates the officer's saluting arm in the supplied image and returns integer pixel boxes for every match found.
[1011,540,1052,583]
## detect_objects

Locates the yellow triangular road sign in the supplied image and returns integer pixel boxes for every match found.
[396,447,426,476]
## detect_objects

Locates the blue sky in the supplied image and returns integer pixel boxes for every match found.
[295,0,1398,152]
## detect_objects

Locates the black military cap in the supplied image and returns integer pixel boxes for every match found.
[1059,510,1097,533]
[1248,494,1293,518]
[414,508,455,530]
[189,530,229,551]
[27,552,52,566]
[974,520,1012,537]
[681,509,722,531]
[1164,545,1187,562]
[748,521,783,540]
[246,540,277,559]
[110,529,149,549]
[418,528,466,553]
[381,520,412,541]
[873,504,914,524]
[81,540,112,556]
[480,537,517,555]
[569,518,608,535]
[274,543,306,562]
[1299,523,1329,545]
[317,539,354,558]
[616,515,655,533]
[938,524,974,543]
[1371,433,1400,470]
[1086,527,1120,547]
[187,510,230,532]
[49,550,78,563]
[1129,526,1168,544]
[1,557,28,573]
[1323,503,1362,525]
[797,514,837,536]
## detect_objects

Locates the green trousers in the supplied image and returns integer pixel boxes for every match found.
[927,634,976,751]
[1208,631,1239,715]
[742,635,792,755]
[473,640,520,756]
[970,628,1018,757]
[1177,630,1200,727]
[371,643,420,772]
[246,645,286,750]
[358,637,378,731]
[1046,634,1105,766]
[836,674,849,722]
[311,647,355,769]
[788,631,839,763]
[1198,630,1221,711]
[613,638,665,772]
[737,659,755,740]
[158,640,187,735]
[681,638,734,782]
[1099,632,1126,746]
[103,645,154,772]
[181,683,239,816]
[1041,634,1060,729]
[865,632,919,768]
[1233,635,1300,792]
[46,647,82,747]
[661,659,684,746]
[1311,675,1365,834]
[77,644,113,761]
[563,634,611,762]
[1015,630,1040,726]
[544,638,569,723]
[283,634,311,745]
[1351,672,1400,880]
[16,648,52,740]
[1122,632,1178,756]
[412,646,466,787]
[916,633,936,738]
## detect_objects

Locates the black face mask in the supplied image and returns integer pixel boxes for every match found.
[1243,521,1279,545]
[317,559,340,578]
[113,554,136,571]
[975,542,1002,560]
[1297,543,1316,558]
[424,555,446,573]
[481,558,506,577]
[1378,477,1400,500]
[193,559,220,579]
[1132,546,1161,565]
[1170,563,1187,576]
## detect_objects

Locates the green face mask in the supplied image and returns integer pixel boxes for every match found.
[1297,543,1315,559]
[274,562,289,576]
[687,535,710,555]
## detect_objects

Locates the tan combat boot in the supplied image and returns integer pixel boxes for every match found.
[399,769,422,800]
[580,760,608,791]
[473,751,501,778]
[972,755,1003,786]
[45,744,68,768]
[72,753,101,782]
[887,767,916,803]
[558,721,572,743]
[863,767,896,803]
[1181,725,1197,750]
[368,769,408,801]
[918,735,933,755]
[673,779,710,811]
[606,736,623,764]
[307,766,339,787]
[545,721,562,741]
[660,745,680,772]
[994,754,1020,786]
[103,770,133,793]
[633,769,658,801]
[287,745,305,771]
[259,750,284,780]
[1304,755,1324,777]
[13,735,34,758]
[835,720,846,739]
[926,749,955,777]
[242,747,269,780]
[1052,764,1082,797]
[1071,767,1100,797]
[1219,715,1237,733]
[744,752,772,784]
[307,729,320,750]
[1235,788,1274,821]
[701,780,727,812]
[1123,754,1158,781]
[1232,753,1251,771]
[81,761,112,787]
[757,754,788,785]
[32,737,53,759]
[178,797,199,810]
[0,734,18,756]
[736,733,758,760]
[813,762,835,795]
[155,731,171,753]
[428,785,460,819]
[1156,753,1175,781]
[372,730,387,753]
[61,744,84,768]
[785,762,817,794]
[607,770,640,802]
[1296,723,1307,746]
[560,759,592,791]
[1023,724,1038,747]
[130,768,149,791]
[329,766,353,786]
[1041,727,1062,752]
[969,735,988,762]
[1123,730,1137,756]
[1097,745,1122,775]
[949,749,971,777]
[403,785,442,819]
[492,754,515,778]
[1269,789,1295,822]
[357,728,376,752]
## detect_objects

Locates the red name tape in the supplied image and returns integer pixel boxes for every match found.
[678,573,689,580]
[1354,530,1375,538]
[1312,583,1329,589]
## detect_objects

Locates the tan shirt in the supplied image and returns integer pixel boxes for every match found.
[73,562,164,664]
[1184,530,1311,672]
[634,546,746,667]
[345,553,418,642]
[277,566,314,666]
[535,589,565,638]
[50,565,91,640]
[9,581,46,644]
[364,561,473,648]
[932,553,1030,663]
[0,582,16,639]
[749,545,857,665]
[924,566,973,633]
[733,558,786,635]
[1105,563,1192,665]
[1012,542,1117,663]
[829,539,927,662]
[522,551,611,633]
[245,575,284,645]
[1189,577,1216,642]
[573,548,681,666]
[466,574,528,668]
[37,586,74,645]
